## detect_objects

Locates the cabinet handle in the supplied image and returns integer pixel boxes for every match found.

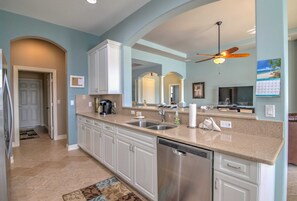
[227,163,241,170]
[131,145,135,153]
[215,178,219,190]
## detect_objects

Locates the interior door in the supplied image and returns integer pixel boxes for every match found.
[47,73,54,139]
[142,77,155,104]
[19,79,41,128]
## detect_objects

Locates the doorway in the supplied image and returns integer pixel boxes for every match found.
[13,65,57,147]
[169,84,179,105]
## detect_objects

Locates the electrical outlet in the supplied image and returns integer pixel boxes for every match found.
[88,102,92,107]
[136,111,142,116]
[131,110,135,115]
[220,120,232,128]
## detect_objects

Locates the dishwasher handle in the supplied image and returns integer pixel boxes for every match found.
[172,148,186,156]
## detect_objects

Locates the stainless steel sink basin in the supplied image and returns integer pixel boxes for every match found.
[127,120,159,128]
[147,124,177,130]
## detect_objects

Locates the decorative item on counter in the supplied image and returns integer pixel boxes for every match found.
[188,103,197,128]
[94,97,100,113]
[143,99,147,107]
[134,111,144,119]
[199,117,221,132]
[201,105,208,112]
[174,110,181,125]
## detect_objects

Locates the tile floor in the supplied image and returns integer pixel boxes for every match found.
[10,127,146,201]
[288,164,297,201]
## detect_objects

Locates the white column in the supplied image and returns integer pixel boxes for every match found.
[160,75,165,105]
[179,78,186,107]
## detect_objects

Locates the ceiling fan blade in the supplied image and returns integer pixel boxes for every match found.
[221,47,239,56]
[196,53,216,57]
[195,57,214,63]
[224,53,250,58]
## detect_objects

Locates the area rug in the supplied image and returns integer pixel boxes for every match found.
[20,129,39,140]
[62,176,142,201]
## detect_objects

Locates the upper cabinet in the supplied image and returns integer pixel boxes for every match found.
[88,39,122,95]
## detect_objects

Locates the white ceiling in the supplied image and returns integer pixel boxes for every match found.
[0,0,150,36]
[140,0,297,56]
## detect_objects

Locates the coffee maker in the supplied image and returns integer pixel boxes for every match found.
[99,99,112,115]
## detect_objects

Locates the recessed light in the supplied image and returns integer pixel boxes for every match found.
[86,0,97,4]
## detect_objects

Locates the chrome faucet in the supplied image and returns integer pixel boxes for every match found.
[159,109,166,122]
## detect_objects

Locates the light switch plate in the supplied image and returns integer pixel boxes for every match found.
[88,102,92,107]
[70,100,74,106]
[265,105,275,118]
[220,120,232,128]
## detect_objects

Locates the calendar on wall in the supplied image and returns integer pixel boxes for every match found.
[256,58,281,97]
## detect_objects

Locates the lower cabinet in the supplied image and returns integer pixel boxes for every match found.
[102,129,116,171]
[214,171,257,201]
[116,128,157,201]
[93,128,104,161]
[213,153,275,201]
[84,125,93,154]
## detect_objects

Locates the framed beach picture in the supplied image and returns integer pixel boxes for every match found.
[256,58,281,97]
[193,82,205,99]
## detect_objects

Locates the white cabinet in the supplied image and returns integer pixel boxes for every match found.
[84,125,93,154]
[88,39,122,95]
[77,116,93,155]
[133,141,156,199]
[115,134,133,184]
[116,127,157,201]
[214,171,257,201]
[214,153,275,201]
[102,126,116,171]
[93,128,104,162]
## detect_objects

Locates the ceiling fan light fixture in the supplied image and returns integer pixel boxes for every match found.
[213,57,225,64]
[86,0,97,4]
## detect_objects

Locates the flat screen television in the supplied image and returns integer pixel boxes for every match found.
[218,86,253,107]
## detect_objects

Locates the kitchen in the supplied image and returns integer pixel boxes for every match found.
[0,0,293,200]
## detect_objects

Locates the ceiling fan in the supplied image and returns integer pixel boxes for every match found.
[195,21,250,64]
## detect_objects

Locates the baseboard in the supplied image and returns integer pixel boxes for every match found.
[12,142,18,148]
[67,144,79,151]
[55,134,67,140]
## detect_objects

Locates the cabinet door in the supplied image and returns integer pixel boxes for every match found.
[133,142,157,201]
[84,126,93,154]
[102,130,116,171]
[214,171,258,201]
[93,129,103,162]
[77,120,84,148]
[116,135,133,184]
[98,46,108,94]
[88,51,99,94]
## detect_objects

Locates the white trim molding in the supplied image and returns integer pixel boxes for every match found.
[13,65,58,147]
[56,134,67,140]
[67,144,79,151]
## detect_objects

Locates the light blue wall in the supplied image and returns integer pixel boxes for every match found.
[185,48,256,107]
[0,10,101,145]
[132,49,186,77]
[256,0,288,200]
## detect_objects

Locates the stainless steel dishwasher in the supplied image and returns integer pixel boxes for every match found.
[157,137,213,201]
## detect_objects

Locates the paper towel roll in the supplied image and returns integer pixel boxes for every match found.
[189,103,197,128]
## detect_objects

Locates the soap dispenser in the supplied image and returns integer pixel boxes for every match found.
[174,110,181,125]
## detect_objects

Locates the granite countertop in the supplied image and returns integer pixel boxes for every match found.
[77,112,284,165]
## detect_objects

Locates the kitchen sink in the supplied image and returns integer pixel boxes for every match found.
[127,120,159,128]
[147,124,177,130]
[126,120,177,130]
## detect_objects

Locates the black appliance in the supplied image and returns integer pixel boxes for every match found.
[100,99,112,115]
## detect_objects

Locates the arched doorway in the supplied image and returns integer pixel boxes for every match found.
[10,37,67,147]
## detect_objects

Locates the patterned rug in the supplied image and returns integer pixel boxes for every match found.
[62,176,142,201]
[20,128,39,140]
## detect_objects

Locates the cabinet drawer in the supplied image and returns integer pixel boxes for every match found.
[117,127,156,149]
[214,153,259,184]
[78,116,85,122]
[85,118,94,125]
[102,123,115,132]
[93,121,102,128]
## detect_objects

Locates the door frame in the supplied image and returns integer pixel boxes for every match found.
[18,78,43,128]
[168,84,180,104]
[13,65,58,147]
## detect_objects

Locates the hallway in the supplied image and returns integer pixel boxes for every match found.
[10,128,113,201]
